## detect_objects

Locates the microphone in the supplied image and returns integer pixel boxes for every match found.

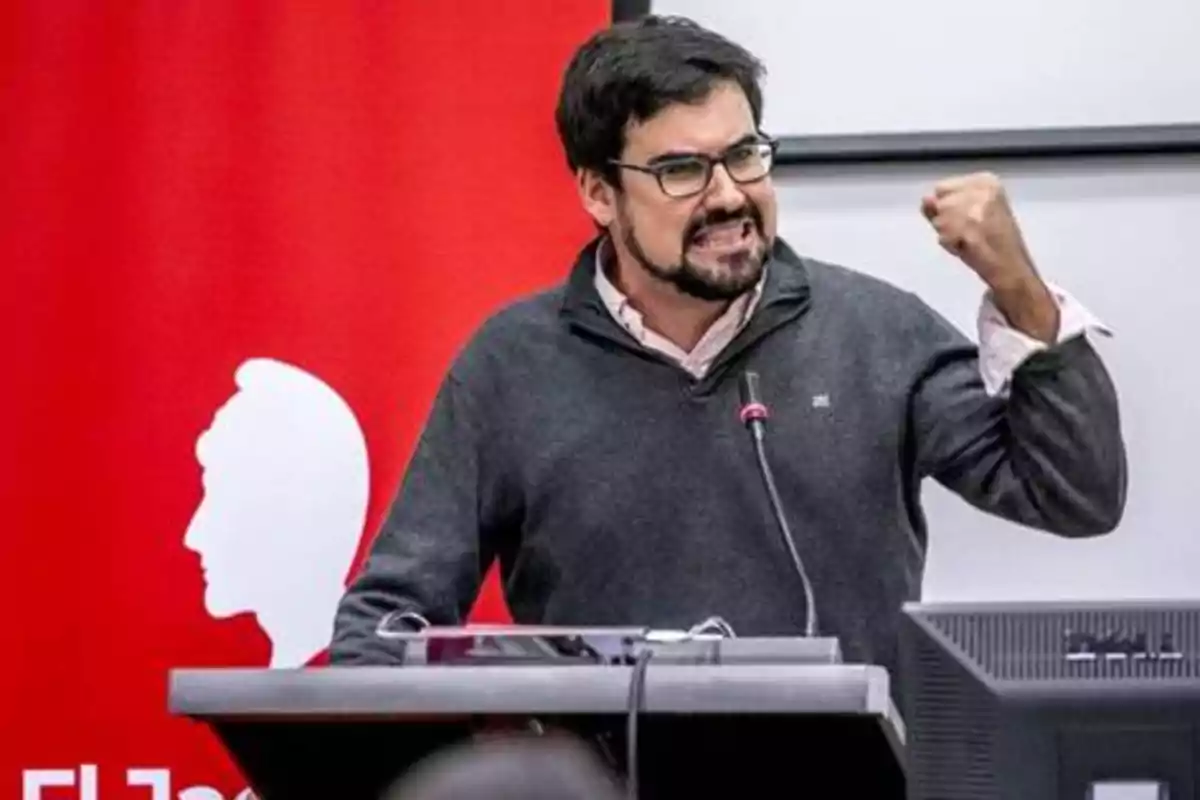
[738,371,818,638]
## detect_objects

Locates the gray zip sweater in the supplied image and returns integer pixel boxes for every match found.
[330,237,1127,690]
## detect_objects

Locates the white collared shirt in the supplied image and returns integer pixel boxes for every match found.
[594,257,766,380]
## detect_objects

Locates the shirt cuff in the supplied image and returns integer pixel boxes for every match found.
[977,282,1112,397]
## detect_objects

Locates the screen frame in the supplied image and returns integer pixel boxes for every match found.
[609,1,1200,165]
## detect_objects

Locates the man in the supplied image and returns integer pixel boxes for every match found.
[330,16,1126,684]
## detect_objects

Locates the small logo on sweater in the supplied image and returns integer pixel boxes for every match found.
[811,394,831,408]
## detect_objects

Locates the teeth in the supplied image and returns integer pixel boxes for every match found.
[694,222,748,248]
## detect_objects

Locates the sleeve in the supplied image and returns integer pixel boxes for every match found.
[329,370,512,664]
[908,296,1128,538]
[977,282,1112,397]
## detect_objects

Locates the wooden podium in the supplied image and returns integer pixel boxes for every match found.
[169,661,906,799]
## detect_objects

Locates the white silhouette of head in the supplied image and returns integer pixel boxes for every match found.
[184,358,370,668]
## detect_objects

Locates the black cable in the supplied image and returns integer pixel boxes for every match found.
[625,649,652,800]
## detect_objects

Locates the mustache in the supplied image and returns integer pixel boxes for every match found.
[685,204,765,242]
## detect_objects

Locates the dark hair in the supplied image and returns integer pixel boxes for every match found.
[382,732,624,800]
[555,15,766,184]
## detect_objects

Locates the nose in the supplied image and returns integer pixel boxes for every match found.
[703,163,747,212]
[183,501,208,553]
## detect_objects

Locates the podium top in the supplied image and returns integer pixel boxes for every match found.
[170,663,902,734]
[169,663,906,800]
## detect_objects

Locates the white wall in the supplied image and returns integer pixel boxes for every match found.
[773,155,1200,600]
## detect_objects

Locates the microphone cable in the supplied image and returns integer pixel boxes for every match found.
[624,649,652,800]
[624,617,735,799]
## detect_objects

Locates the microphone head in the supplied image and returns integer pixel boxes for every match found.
[740,371,762,408]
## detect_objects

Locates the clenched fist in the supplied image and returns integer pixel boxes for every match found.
[920,171,1038,290]
[921,171,1059,342]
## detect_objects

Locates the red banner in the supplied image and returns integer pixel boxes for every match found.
[1,3,606,797]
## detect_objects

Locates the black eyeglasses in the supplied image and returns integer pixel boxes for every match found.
[608,137,779,199]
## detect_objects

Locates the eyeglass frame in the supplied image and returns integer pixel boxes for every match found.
[606,134,780,199]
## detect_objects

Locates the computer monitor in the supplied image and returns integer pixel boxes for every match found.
[898,600,1200,800]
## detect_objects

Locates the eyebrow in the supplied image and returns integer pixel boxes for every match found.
[645,133,760,166]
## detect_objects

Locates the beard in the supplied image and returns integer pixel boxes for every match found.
[618,199,770,302]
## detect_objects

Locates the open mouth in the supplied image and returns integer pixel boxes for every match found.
[690,219,754,251]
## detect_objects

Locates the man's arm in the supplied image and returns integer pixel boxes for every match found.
[909,306,1127,537]
[330,370,512,664]
[911,170,1127,535]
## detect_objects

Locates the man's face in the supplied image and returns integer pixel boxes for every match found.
[599,81,777,301]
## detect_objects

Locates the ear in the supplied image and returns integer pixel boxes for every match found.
[577,168,616,228]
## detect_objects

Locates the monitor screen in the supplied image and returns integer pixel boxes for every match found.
[898,600,1200,800]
